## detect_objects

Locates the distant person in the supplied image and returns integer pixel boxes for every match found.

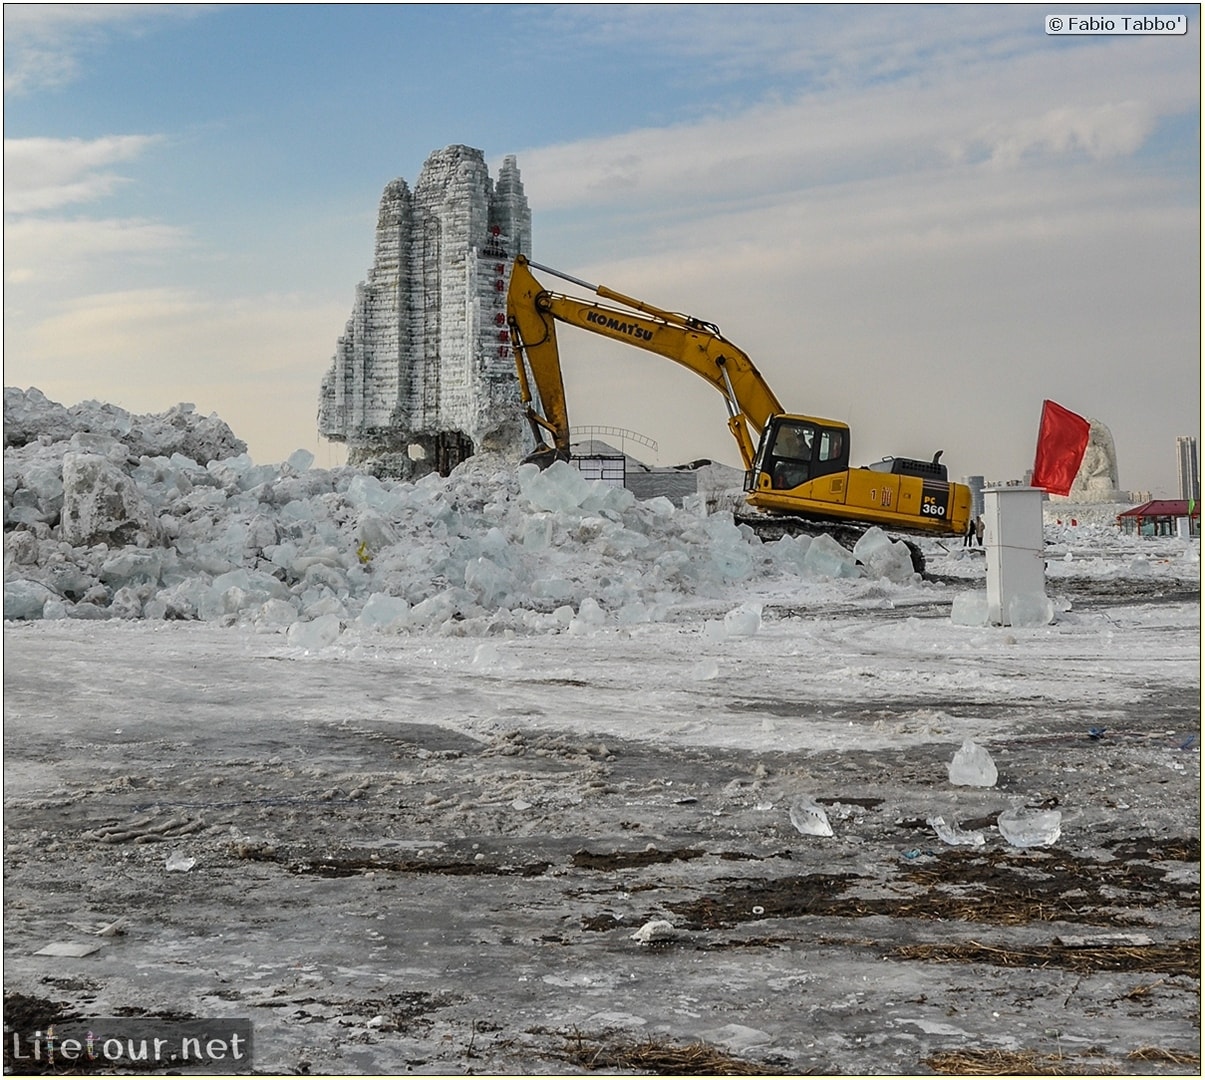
[975,516,985,547]
[964,516,975,548]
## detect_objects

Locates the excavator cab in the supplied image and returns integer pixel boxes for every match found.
[749,415,851,492]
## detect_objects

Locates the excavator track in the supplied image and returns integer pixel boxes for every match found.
[734,512,927,576]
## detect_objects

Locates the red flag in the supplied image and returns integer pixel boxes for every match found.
[1032,399,1091,496]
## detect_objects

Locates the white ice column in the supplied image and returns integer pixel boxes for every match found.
[984,487,1047,626]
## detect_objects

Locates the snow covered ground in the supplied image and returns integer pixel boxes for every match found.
[4,389,1201,1074]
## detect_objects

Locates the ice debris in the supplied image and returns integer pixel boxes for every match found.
[950,591,989,626]
[165,851,196,872]
[997,805,1062,848]
[630,919,679,944]
[702,601,763,641]
[947,739,998,787]
[788,797,834,837]
[4,389,930,638]
[1007,591,1055,627]
[926,815,986,847]
[802,532,861,579]
[852,526,916,583]
[952,588,1053,627]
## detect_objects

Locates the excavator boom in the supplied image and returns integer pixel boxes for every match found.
[507,256,781,469]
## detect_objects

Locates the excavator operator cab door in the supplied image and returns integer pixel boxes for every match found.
[749,416,850,491]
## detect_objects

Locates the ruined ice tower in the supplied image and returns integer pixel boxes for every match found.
[318,145,532,476]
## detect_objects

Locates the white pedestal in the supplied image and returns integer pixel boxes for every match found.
[984,487,1046,626]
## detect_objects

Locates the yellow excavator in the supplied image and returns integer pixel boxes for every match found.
[506,255,972,569]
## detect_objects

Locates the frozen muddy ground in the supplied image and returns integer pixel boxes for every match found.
[3,571,1200,1076]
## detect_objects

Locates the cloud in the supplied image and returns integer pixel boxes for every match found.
[3,135,183,289]
[4,215,189,287]
[977,101,1155,167]
[4,134,166,213]
[3,4,208,95]
[542,4,1031,92]
[15,287,330,372]
[518,29,1195,218]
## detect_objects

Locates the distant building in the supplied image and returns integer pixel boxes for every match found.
[570,438,745,508]
[963,475,985,517]
[1117,499,1200,538]
[1176,436,1200,501]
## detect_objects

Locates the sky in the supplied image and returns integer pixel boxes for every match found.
[3,3,1200,495]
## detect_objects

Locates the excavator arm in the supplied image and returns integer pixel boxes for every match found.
[507,255,782,469]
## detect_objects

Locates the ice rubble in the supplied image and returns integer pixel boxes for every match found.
[4,388,928,638]
[947,738,998,787]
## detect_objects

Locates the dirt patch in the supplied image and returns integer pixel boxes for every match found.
[549,1029,787,1075]
[665,840,1199,932]
[571,846,706,871]
[260,852,553,878]
[884,939,1199,975]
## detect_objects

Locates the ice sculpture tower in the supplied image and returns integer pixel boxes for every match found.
[318,145,532,476]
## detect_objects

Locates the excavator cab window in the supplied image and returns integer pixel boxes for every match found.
[817,429,845,466]
[766,420,816,489]
[759,418,850,490]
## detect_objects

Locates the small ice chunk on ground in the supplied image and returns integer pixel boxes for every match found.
[948,739,998,787]
[950,591,989,626]
[927,815,986,847]
[568,596,606,635]
[616,601,657,626]
[630,919,678,944]
[472,642,519,671]
[286,613,343,651]
[702,1024,775,1054]
[788,797,834,837]
[997,806,1062,848]
[473,642,502,668]
[689,659,720,681]
[165,851,196,872]
[723,602,762,637]
[1008,591,1054,627]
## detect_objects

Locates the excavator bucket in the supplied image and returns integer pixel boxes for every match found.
[522,444,567,470]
